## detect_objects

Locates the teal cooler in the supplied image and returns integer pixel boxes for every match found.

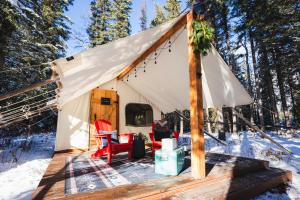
[155,147,185,176]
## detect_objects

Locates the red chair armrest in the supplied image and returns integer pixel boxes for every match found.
[173,131,180,140]
[119,133,133,144]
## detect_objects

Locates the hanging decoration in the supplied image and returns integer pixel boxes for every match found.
[125,27,185,81]
[190,19,214,56]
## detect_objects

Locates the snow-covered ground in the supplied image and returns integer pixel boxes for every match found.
[0,131,299,200]
[205,131,300,200]
[0,133,55,200]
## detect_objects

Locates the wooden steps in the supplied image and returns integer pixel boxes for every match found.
[172,168,292,200]
[32,152,292,200]
[205,153,270,177]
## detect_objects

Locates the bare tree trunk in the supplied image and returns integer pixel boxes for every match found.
[272,50,288,127]
[249,29,264,129]
[180,110,184,135]
[287,77,299,126]
[260,42,278,128]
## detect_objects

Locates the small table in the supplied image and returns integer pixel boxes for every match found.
[155,147,185,176]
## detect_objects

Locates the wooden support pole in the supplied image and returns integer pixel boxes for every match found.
[187,11,206,179]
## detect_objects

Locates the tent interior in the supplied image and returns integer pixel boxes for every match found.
[53,14,252,151]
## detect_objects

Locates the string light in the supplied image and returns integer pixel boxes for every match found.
[125,27,185,81]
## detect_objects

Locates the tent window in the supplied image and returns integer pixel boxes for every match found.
[125,103,153,127]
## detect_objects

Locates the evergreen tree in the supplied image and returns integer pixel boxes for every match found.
[139,1,147,31]
[0,0,73,133]
[164,0,181,20]
[0,1,18,70]
[150,4,166,27]
[111,0,132,40]
[87,0,112,46]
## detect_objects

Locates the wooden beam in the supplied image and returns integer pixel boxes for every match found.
[187,11,206,179]
[117,13,188,80]
[0,79,56,101]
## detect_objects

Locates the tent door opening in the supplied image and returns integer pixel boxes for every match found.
[89,88,119,149]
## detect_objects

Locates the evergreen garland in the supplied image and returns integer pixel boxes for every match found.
[190,20,214,56]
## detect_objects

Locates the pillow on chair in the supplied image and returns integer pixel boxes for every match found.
[154,120,171,141]
[99,130,119,148]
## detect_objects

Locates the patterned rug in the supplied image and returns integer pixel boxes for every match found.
[65,153,190,195]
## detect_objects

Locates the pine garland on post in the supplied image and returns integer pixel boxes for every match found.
[189,16,214,56]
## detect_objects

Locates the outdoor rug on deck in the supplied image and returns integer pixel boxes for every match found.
[65,153,190,195]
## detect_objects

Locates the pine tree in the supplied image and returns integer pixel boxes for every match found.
[0,1,18,71]
[111,0,132,40]
[150,4,166,27]
[139,1,147,31]
[88,0,112,46]
[0,0,73,133]
[164,0,181,20]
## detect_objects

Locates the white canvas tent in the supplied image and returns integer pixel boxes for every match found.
[52,14,252,151]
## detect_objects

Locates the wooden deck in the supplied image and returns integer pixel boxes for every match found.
[32,150,292,200]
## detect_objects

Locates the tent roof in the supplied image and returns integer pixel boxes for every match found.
[53,14,252,111]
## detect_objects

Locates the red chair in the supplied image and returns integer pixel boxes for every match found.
[149,121,179,156]
[91,119,133,164]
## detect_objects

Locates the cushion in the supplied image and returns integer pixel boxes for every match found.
[154,120,171,141]
[99,130,119,148]
[154,130,171,141]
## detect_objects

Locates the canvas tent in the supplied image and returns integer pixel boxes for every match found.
[52,14,252,151]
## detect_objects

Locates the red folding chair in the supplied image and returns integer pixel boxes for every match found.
[91,119,133,164]
[149,121,179,156]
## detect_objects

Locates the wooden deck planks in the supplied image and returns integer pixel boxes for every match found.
[32,151,291,200]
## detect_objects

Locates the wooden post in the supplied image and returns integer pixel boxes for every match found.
[187,11,206,179]
[232,108,237,134]
[180,110,184,135]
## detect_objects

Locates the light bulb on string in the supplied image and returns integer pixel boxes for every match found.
[127,75,129,82]
[154,50,157,64]
[134,68,137,77]
[168,39,172,52]
[143,61,146,72]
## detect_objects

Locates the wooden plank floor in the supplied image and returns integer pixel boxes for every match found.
[32,151,292,200]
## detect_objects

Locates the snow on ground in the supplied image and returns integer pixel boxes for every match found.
[204,131,300,200]
[0,133,55,200]
[0,131,299,200]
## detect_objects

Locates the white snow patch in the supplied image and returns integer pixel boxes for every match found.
[204,131,300,200]
[0,131,300,200]
[0,133,55,200]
